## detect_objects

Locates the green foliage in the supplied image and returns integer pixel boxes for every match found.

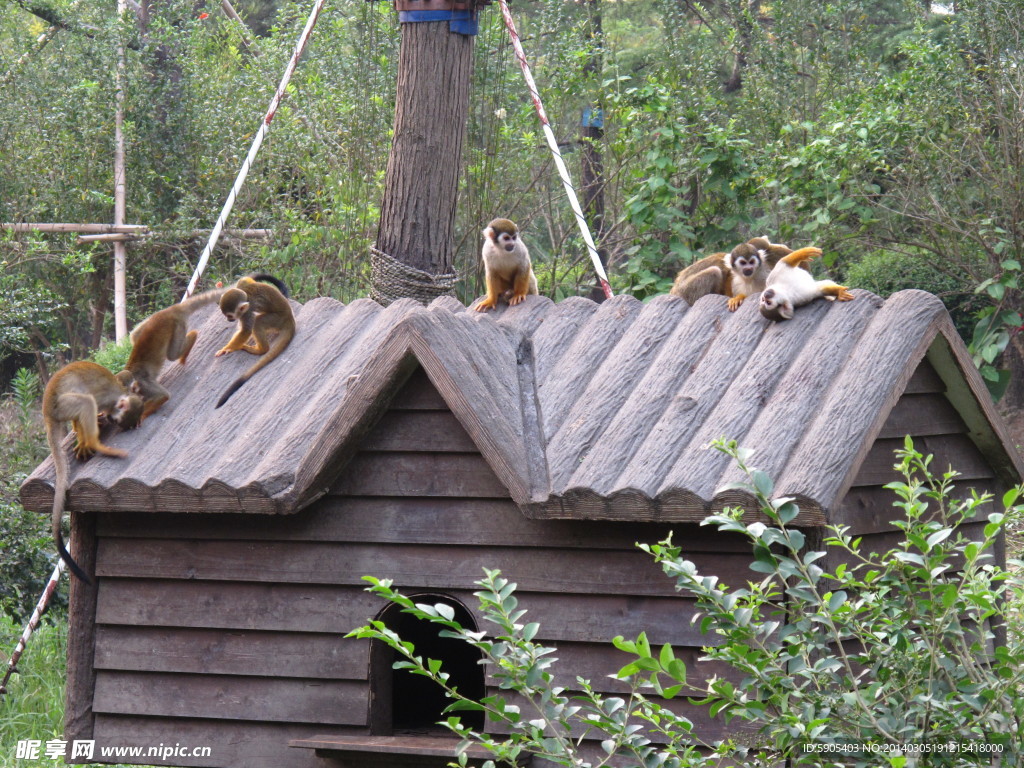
[638,437,1024,765]
[0,369,62,622]
[353,437,1024,767]
[89,336,133,375]
[350,571,716,768]
[0,613,68,749]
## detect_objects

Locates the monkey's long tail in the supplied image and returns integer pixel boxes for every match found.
[47,426,92,584]
[249,273,290,298]
[215,326,295,409]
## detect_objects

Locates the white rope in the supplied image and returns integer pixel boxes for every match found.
[182,0,329,300]
[496,0,612,299]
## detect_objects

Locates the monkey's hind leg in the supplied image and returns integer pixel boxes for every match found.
[780,247,823,268]
[64,395,127,460]
[820,282,855,302]
[508,270,534,306]
[475,274,509,312]
[172,329,200,365]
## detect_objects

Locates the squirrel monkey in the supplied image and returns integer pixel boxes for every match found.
[44,361,144,582]
[115,287,227,420]
[214,274,295,408]
[670,237,807,311]
[474,218,538,312]
[759,247,855,321]
[669,237,813,310]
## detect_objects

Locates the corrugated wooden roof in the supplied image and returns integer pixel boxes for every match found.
[20,289,1023,524]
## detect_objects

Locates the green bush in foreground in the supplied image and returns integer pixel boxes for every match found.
[352,437,1024,768]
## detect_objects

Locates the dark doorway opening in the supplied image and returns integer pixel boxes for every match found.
[369,594,485,734]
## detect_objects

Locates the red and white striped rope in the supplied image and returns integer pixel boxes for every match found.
[496,0,612,299]
[0,559,64,696]
[183,0,328,300]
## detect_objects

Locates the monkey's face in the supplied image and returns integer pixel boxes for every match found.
[493,230,518,253]
[112,394,145,430]
[734,253,760,278]
[728,244,762,278]
[759,288,794,321]
[222,301,250,323]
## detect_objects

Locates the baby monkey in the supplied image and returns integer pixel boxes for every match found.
[474,218,538,311]
[759,247,855,321]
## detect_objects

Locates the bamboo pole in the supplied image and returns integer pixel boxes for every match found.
[2,223,148,234]
[113,0,129,341]
[77,233,143,243]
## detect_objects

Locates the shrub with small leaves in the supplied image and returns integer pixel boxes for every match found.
[352,437,1024,768]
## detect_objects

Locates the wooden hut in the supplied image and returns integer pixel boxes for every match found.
[20,289,1022,768]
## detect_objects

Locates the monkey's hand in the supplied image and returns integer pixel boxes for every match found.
[474,298,497,312]
[727,294,747,312]
[97,411,111,428]
[74,443,95,461]
[214,347,234,357]
[508,292,528,306]
[837,288,855,301]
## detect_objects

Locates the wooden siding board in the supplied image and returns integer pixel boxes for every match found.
[94,539,747,598]
[484,690,737,744]
[93,671,366,725]
[96,580,383,634]
[331,452,511,498]
[94,626,366,680]
[772,290,948,512]
[546,295,690,491]
[834,481,1004,534]
[903,358,946,393]
[532,640,738,696]
[390,367,448,410]
[65,510,99,743]
[536,295,644,439]
[852,434,994,487]
[99,503,748,552]
[878,393,966,439]
[356,411,478,453]
[90,715,341,768]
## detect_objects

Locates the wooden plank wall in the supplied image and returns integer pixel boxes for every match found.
[89,368,750,767]
[834,358,1004,557]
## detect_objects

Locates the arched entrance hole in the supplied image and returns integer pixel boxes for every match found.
[369,593,485,735]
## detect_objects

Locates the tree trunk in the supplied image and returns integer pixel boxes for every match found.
[375,22,475,280]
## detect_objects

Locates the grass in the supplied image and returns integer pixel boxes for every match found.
[0,613,136,768]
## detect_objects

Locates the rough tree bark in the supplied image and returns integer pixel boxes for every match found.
[375,21,475,277]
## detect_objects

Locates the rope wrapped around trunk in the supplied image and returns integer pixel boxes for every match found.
[369,245,459,306]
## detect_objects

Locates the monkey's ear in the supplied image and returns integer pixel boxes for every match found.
[482,227,494,241]
[130,380,142,395]
[237,301,250,315]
